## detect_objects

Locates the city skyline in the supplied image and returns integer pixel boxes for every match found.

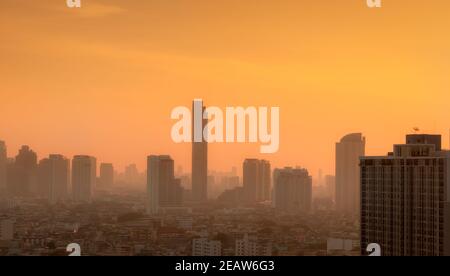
[2,1,450,176]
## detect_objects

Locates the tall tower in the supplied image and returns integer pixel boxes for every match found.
[72,155,96,202]
[361,134,450,256]
[335,133,365,214]
[192,99,208,203]
[0,141,6,192]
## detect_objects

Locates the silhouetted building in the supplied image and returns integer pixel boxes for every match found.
[273,167,312,212]
[0,141,6,192]
[147,155,183,215]
[336,133,365,214]
[99,163,114,189]
[38,155,70,204]
[243,159,271,203]
[325,175,336,201]
[72,156,96,202]
[7,146,38,197]
[361,134,450,256]
[192,99,208,203]
[124,164,140,184]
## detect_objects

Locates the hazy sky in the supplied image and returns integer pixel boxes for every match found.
[1,0,449,177]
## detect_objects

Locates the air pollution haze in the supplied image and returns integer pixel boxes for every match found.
[0,0,450,259]
[1,0,449,177]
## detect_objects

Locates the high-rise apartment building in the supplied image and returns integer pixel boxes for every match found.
[361,134,450,256]
[8,146,38,196]
[72,155,96,202]
[336,133,365,214]
[38,154,70,203]
[147,155,183,215]
[99,163,114,189]
[243,159,271,204]
[273,167,312,212]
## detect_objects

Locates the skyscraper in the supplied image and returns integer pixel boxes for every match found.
[273,167,312,212]
[361,134,450,256]
[99,163,114,189]
[0,141,6,192]
[38,154,70,204]
[72,155,96,202]
[8,146,37,197]
[147,155,183,215]
[192,99,208,203]
[335,133,365,214]
[243,159,271,203]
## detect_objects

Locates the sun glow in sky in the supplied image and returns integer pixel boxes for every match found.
[1,0,449,177]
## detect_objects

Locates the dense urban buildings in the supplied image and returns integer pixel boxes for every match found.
[192,100,208,203]
[273,167,312,212]
[192,238,222,256]
[37,155,70,204]
[72,156,97,203]
[360,134,450,256]
[243,159,271,204]
[335,133,365,214]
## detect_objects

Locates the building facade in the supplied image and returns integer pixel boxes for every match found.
[336,133,365,214]
[361,134,450,256]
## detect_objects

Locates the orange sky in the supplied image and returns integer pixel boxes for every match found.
[1,0,449,178]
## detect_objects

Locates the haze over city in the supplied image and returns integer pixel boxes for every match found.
[1,0,450,177]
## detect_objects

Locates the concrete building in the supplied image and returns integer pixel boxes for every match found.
[336,133,365,214]
[235,234,272,256]
[361,134,450,256]
[192,238,221,256]
[273,167,312,212]
[72,155,96,202]
[99,163,114,189]
[243,159,271,204]
[38,154,70,203]
[147,155,183,215]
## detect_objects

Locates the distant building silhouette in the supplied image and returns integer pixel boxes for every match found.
[325,175,336,201]
[0,141,6,192]
[72,155,96,202]
[335,133,365,214]
[273,167,312,212]
[192,100,208,203]
[7,146,37,197]
[38,154,70,204]
[99,163,114,189]
[147,155,183,215]
[243,159,271,203]
[361,134,450,256]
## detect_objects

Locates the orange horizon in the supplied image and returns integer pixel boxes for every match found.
[1,0,450,177]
